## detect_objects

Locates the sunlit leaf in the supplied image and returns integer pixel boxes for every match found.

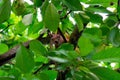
[0,43,8,54]
[14,21,26,34]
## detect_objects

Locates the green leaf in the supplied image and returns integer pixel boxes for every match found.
[51,0,61,9]
[78,36,94,56]
[44,3,60,32]
[66,51,79,60]
[34,54,48,63]
[12,0,26,16]
[86,0,117,7]
[34,0,43,7]
[15,45,34,73]
[0,77,14,80]
[86,6,112,13]
[0,43,8,54]
[28,22,43,34]
[82,72,99,80]
[48,56,68,63]
[0,0,11,23]
[74,14,83,31]
[30,40,47,56]
[86,11,103,23]
[79,12,90,24]
[14,21,26,34]
[41,70,58,80]
[41,0,49,17]
[117,5,120,19]
[104,15,117,28]
[108,28,120,47]
[83,28,102,46]
[92,47,120,62]
[84,28,102,38]
[57,43,74,50]
[100,26,110,36]
[62,0,82,11]
[37,73,50,80]
[91,67,120,80]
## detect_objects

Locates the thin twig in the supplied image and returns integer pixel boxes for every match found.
[60,10,72,20]
[0,26,9,33]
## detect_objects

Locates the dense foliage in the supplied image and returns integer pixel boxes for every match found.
[0,0,120,80]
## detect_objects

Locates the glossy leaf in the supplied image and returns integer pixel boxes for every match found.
[92,47,120,62]
[0,0,11,23]
[15,45,34,73]
[82,72,99,80]
[44,3,60,32]
[62,0,82,11]
[0,43,8,54]
[91,67,120,80]
[78,36,94,56]
[48,56,68,63]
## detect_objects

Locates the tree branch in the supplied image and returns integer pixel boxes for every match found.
[0,41,30,66]
[69,24,86,49]
[0,33,51,66]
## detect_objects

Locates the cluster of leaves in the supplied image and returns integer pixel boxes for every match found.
[0,0,120,80]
